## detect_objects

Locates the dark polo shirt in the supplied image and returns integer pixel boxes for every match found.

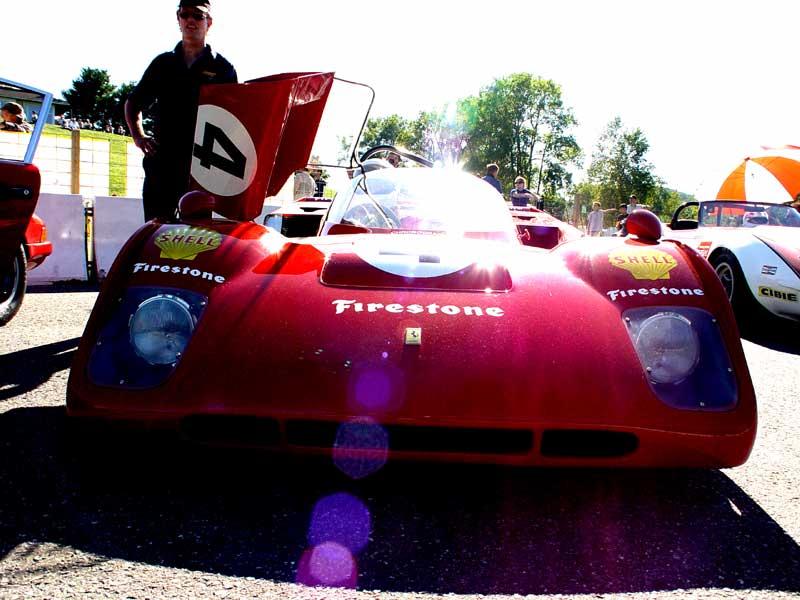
[128,42,238,165]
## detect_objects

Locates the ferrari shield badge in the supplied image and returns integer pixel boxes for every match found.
[155,226,221,260]
[609,248,677,280]
[404,327,422,346]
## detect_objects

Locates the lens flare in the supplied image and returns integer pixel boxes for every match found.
[333,420,389,479]
[309,493,372,553]
[296,542,357,588]
[348,363,405,413]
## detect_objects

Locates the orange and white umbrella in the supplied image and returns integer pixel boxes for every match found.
[717,145,800,203]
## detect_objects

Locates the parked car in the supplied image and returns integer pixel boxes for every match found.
[0,77,53,325]
[666,199,800,323]
[67,73,756,468]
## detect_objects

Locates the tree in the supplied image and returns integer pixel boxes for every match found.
[62,67,117,121]
[587,117,657,209]
[358,115,412,156]
[109,81,137,126]
[460,73,581,196]
[405,107,469,165]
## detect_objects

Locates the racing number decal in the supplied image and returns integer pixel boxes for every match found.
[191,104,258,197]
[194,123,246,179]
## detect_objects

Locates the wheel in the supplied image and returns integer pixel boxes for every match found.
[0,245,27,326]
[710,249,757,314]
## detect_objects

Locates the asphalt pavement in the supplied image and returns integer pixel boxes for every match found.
[0,290,799,600]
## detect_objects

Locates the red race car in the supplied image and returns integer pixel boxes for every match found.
[67,73,756,468]
[0,77,54,325]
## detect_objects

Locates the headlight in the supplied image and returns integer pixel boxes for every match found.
[625,307,738,411]
[130,295,195,365]
[88,287,207,389]
[634,312,699,384]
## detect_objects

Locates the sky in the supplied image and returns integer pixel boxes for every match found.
[4,0,799,197]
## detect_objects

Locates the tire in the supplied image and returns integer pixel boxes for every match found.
[0,245,26,326]
[710,249,758,315]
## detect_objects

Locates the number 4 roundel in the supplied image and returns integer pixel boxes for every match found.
[191,104,258,197]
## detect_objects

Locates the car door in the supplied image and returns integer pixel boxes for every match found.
[0,78,52,261]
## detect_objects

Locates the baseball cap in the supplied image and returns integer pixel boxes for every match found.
[178,0,210,12]
[629,194,637,199]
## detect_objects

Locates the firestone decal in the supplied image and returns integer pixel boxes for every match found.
[758,287,798,303]
[155,227,221,260]
[606,287,704,301]
[133,262,226,283]
[609,248,678,280]
[333,299,504,317]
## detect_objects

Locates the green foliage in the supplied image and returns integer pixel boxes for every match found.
[587,117,657,208]
[110,82,137,127]
[650,185,694,220]
[460,73,580,195]
[63,67,117,121]
[358,114,412,156]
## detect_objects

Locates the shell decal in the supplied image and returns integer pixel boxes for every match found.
[609,248,678,280]
[154,226,222,260]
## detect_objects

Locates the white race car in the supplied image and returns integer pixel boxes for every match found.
[666,200,800,323]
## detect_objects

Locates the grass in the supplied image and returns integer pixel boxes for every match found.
[43,124,132,196]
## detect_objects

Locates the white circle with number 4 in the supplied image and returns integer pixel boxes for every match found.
[191,104,258,197]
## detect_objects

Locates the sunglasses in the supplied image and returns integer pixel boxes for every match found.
[179,11,207,20]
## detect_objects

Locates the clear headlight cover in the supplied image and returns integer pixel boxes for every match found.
[634,312,699,384]
[130,295,195,365]
[625,307,738,411]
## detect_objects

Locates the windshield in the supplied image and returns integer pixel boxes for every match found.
[700,201,800,228]
[0,78,52,164]
[338,168,518,242]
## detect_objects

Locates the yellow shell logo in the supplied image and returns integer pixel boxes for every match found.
[154,226,221,260]
[609,248,677,280]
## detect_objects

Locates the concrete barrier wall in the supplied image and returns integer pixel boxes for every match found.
[94,196,145,278]
[27,193,87,283]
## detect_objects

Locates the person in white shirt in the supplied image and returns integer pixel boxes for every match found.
[587,201,615,236]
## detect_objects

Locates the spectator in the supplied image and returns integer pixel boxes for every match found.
[30,111,38,124]
[125,0,238,221]
[627,194,640,214]
[482,163,503,196]
[117,124,127,136]
[0,102,32,132]
[509,176,536,207]
[615,204,629,236]
[587,201,616,236]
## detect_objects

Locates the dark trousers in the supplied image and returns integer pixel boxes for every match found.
[142,154,190,222]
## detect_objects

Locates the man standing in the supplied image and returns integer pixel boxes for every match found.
[587,201,615,236]
[125,0,238,221]
[482,163,503,197]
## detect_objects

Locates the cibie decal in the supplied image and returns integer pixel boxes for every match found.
[609,248,678,280]
[133,262,226,284]
[607,287,704,301]
[332,300,505,317]
[191,104,258,197]
[758,287,798,303]
[155,226,221,260]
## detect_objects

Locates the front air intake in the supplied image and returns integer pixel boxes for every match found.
[540,430,639,458]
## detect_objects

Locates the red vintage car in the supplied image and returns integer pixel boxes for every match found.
[0,78,54,325]
[67,73,756,468]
